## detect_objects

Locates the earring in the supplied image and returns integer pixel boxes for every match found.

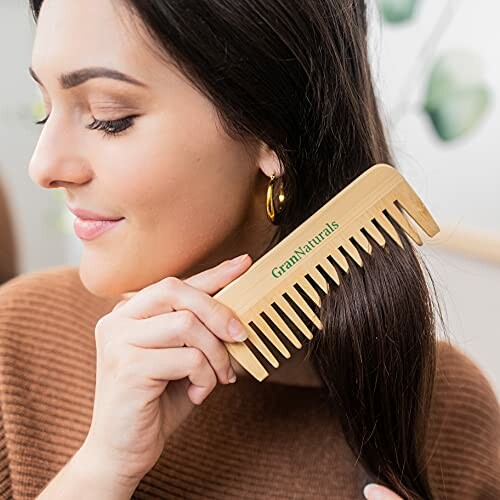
[266,173,285,224]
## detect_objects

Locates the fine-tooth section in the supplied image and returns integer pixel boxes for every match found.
[286,286,323,331]
[363,219,386,247]
[383,198,423,245]
[247,320,280,368]
[274,297,313,340]
[264,305,302,349]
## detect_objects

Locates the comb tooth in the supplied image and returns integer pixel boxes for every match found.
[253,312,291,358]
[328,247,350,273]
[374,212,404,249]
[351,229,372,255]
[287,286,323,331]
[296,276,322,307]
[246,319,280,368]
[274,297,313,340]
[320,259,340,285]
[224,340,269,382]
[264,306,302,349]
[339,238,364,267]
[307,267,329,295]
[383,199,423,245]
[396,183,440,237]
[363,219,386,247]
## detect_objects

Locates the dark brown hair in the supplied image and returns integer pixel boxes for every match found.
[29,0,447,497]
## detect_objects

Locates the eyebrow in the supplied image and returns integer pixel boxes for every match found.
[28,66,148,90]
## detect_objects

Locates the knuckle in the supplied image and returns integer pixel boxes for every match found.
[161,276,181,292]
[190,348,206,370]
[176,309,197,331]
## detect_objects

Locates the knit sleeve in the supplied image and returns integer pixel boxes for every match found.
[426,341,500,499]
[0,281,15,499]
[0,399,12,499]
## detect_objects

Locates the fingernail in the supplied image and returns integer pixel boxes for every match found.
[228,317,248,341]
[229,253,248,265]
[363,484,382,500]
[227,366,237,383]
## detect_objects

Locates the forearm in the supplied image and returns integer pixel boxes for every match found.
[36,442,141,500]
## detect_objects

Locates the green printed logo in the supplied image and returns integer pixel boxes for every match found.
[271,221,339,278]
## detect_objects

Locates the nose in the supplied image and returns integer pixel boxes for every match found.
[29,119,93,189]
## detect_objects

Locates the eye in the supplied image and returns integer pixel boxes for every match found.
[34,114,139,138]
[87,115,139,138]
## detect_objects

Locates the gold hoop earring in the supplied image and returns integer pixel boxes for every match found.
[266,173,285,224]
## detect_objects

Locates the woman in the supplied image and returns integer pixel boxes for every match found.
[0,0,497,498]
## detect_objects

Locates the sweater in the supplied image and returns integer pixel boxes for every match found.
[0,265,498,499]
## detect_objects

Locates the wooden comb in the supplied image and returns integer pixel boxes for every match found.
[213,163,440,381]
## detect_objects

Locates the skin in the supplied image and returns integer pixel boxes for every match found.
[28,0,322,388]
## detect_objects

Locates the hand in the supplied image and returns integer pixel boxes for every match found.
[363,483,403,500]
[82,253,253,489]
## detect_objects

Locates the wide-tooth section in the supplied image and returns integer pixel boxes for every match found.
[246,317,280,368]
[252,311,291,358]
[372,210,404,249]
[224,338,269,381]
[319,259,340,285]
[286,286,323,331]
[351,229,372,255]
[383,198,423,245]
[363,219,386,247]
[307,267,329,295]
[395,182,440,237]
[263,305,302,349]
[339,238,364,267]
[274,297,313,340]
[295,277,322,308]
[328,246,350,272]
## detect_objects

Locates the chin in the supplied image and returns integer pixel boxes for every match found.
[77,261,129,299]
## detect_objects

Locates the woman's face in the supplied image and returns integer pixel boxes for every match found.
[29,0,280,297]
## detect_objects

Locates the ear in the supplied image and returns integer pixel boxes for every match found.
[256,142,284,178]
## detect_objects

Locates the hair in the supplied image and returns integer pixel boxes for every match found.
[29,0,448,497]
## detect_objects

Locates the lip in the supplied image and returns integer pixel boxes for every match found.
[73,217,125,241]
[67,204,124,221]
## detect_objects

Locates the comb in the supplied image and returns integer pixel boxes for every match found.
[213,163,440,381]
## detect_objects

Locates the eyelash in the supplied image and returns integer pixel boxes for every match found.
[34,114,138,138]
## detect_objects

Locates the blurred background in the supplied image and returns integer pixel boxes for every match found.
[1,0,499,395]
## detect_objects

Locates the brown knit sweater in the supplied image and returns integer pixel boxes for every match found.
[0,266,498,499]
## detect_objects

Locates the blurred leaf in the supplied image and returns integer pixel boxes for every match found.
[31,94,45,121]
[378,0,418,23]
[423,50,491,141]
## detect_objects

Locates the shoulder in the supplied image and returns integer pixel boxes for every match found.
[0,266,122,496]
[0,265,121,335]
[426,340,500,499]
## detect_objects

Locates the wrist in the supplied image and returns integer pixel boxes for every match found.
[71,441,142,499]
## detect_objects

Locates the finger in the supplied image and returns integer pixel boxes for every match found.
[118,275,249,344]
[116,254,252,321]
[142,346,218,405]
[363,484,403,500]
[184,253,252,295]
[126,310,236,384]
